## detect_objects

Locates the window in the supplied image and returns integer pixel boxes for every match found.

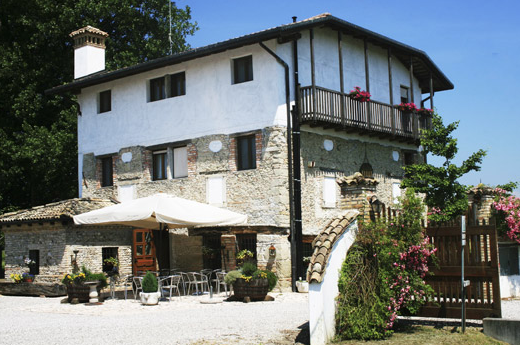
[150,77,166,102]
[203,234,221,270]
[400,86,409,104]
[172,146,188,178]
[392,182,401,204]
[101,156,113,187]
[99,90,111,113]
[207,176,225,205]
[323,177,337,208]
[232,55,253,84]
[102,247,118,274]
[403,151,417,166]
[236,135,256,170]
[29,250,39,275]
[170,72,186,97]
[237,234,257,259]
[153,150,167,180]
[499,245,519,276]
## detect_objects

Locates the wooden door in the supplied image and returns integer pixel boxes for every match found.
[133,229,157,275]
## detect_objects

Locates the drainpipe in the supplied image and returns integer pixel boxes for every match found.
[259,22,301,291]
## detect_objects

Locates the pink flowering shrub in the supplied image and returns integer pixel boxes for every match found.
[348,86,371,102]
[336,189,436,340]
[492,187,520,243]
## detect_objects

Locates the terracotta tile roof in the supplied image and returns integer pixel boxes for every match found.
[336,172,378,186]
[0,198,117,224]
[69,26,109,38]
[307,210,359,283]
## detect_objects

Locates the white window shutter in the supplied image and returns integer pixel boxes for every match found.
[323,177,336,208]
[173,146,188,178]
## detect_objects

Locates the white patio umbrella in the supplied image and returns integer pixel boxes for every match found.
[73,193,247,229]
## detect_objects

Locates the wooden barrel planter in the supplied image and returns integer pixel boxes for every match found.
[233,278,268,301]
[66,282,101,303]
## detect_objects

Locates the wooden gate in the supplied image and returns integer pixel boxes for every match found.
[419,218,501,319]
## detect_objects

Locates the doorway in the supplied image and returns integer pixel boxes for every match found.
[132,229,157,275]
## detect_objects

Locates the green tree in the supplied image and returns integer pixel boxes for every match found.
[0,0,198,213]
[401,113,486,222]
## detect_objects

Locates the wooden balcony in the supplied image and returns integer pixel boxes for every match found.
[299,86,431,143]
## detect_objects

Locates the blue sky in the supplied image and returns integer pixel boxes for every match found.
[178,0,520,192]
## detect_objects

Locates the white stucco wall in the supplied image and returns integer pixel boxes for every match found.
[296,27,422,105]
[500,275,520,298]
[76,26,427,190]
[309,219,358,345]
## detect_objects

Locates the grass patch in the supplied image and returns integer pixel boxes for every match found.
[334,325,506,345]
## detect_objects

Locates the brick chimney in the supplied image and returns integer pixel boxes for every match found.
[69,26,109,79]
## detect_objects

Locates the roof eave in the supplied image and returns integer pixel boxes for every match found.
[46,15,453,95]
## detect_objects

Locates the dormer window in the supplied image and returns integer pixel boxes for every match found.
[232,55,253,84]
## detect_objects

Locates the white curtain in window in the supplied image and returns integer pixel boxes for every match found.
[173,146,188,178]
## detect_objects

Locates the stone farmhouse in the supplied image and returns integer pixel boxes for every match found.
[1,14,453,290]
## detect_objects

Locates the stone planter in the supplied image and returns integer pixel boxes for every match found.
[66,283,101,303]
[296,280,309,293]
[233,278,269,300]
[140,291,160,305]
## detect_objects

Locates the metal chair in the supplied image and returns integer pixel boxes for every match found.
[132,276,143,300]
[187,272,209,295]
[214,271,228,296]
[119,274,134,300]
[159,275,182,302]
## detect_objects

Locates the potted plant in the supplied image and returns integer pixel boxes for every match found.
[22,272,35,283]
[10,273,23,283]
[417,107,433,116]
[61,266,107,303]
[397,102,418,112]
[296,277,309,293]
[140,271,160,305]
[225,261,278,301]
[348,86,371,102]
[103,257,119,277]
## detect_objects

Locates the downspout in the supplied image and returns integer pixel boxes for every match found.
[259,17,302,290]
[258,42,296,290]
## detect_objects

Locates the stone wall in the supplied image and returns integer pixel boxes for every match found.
[4,222,132,283]
[300,130,411,234]
[81,127,290,228]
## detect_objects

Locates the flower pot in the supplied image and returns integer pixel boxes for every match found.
[140,291,160,305]
[233,278,269,301]
[66,283,101,303]
[296,281,309,293]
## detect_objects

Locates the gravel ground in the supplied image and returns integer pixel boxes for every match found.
[1,293,517,345]
[0,292,309,345]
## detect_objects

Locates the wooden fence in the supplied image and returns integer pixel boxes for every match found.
[367,208,501,319]
[419,218,501,319]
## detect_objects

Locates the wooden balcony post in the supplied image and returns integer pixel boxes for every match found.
[338,31,346,127]
[430,73,434,111]
[388,48,395,136]
[310,29,317,123]
[364,38,371,130]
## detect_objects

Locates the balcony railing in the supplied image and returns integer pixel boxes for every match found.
[299,86,431,141]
